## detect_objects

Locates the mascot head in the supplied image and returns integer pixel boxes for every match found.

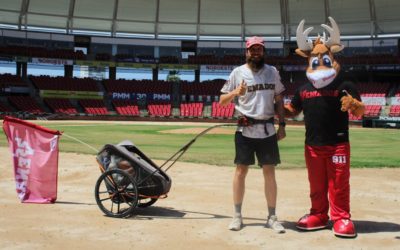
[295,17,344,89]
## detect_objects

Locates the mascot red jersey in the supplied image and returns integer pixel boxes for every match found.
[285,17,365,238]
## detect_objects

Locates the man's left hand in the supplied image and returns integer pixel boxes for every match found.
[277,126,286,141]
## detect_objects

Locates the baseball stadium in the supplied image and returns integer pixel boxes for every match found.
[0,0,399,249]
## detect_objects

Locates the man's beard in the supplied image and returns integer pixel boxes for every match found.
[246,56,264,71]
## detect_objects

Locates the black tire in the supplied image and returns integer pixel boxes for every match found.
[138,197,158,208]
[95,169,138,218]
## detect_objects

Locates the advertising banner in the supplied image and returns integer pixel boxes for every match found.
[40,90,104,99]
[159,64,198,70]
[32,57,73,65]
[109,92,171,102]
[200,65,236,73]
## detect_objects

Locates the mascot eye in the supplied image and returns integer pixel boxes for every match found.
[322,55,332,67]
[310,57,319,69]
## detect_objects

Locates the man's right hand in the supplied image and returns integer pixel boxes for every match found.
[234,80,247,96]
[219,80,247,106]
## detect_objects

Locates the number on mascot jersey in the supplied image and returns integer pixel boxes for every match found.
[332,155,346,164]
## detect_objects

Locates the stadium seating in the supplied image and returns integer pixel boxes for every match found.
[337,54,400,65]
[0,45,85,60]
[147,103,171,116]
[222,55,244,65]
[348,112,363,121]
[30,76,99,91]
[388,105,400,117]
[188,54,219,64]
[95,53,111,61]
[180,80,225,97]
[180,102,203,117]
[357,82,391,96]
[363,105,382,117]
[112,100,140,116]
[0,102,12,112]
[187,54,311,65]
[348,105,385,120]
[44,98,78,114]
[0,74,27,88]
[103,79,172,94]
[211,102,235,118]
[79,99,109,115]
[283,82,304,96]
[159,56,179,64]
[8,96,45,114]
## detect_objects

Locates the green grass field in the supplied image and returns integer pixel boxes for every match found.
[1,121,399,168]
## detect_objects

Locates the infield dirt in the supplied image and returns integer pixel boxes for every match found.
[0,145,399,249]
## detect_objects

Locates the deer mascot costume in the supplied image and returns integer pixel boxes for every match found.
[286,17,365,238]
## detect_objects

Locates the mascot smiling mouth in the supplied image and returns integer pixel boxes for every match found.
[306,68,337,89]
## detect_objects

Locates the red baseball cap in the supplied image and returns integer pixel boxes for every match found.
[246,36,265,49]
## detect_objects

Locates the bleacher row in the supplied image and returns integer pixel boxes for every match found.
[0,96,236,118]
[26,75,225,95]
[3,96,399,120]
[0,45,85,60]
[30,76,98,91]
[22,74,400,99]
[5,95,399,119]
[1,74,400,120]
[349,105,383,121]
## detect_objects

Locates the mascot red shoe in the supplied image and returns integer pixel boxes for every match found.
[285,17,365,238]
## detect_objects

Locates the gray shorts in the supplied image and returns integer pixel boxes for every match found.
[234,132,281,167]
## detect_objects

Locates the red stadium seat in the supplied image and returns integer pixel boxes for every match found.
[44,98,78,114]
[79,99,109,115]
[8,96,45,114]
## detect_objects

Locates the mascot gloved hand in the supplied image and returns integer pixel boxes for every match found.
[340,90,365,117]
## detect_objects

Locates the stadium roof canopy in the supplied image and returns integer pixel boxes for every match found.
[1,0,400,41]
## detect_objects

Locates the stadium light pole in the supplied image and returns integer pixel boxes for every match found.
[67,0,76,34]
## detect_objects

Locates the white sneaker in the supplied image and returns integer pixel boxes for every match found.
[266,215,285,233]
[228,214,243,231]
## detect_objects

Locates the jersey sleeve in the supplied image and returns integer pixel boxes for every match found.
[274,68,285,95]
[220,69,238,94]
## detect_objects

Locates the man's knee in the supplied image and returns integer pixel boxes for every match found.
[262,164,275,174]
[235,165,249,179]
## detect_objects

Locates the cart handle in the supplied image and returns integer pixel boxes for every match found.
[160,123,236,172]
[136,123,236,187]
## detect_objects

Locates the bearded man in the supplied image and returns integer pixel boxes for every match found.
[220,36,287,232]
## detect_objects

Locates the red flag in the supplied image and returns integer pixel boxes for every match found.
[3,116,62,203]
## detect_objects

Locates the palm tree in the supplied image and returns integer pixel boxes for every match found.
[166,70,180,82]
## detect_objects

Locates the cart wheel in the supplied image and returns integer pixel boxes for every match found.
[95,169,138,218]
[138,198,158,208]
